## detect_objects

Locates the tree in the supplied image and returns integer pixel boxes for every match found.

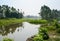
[0,5,23,19]
[5,5,10,18]
[39,5,51,20]
[39,5,60,21]
[51,9,59,20]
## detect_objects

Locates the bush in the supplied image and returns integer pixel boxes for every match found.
[3,38,14,41]
[33,27,49,41]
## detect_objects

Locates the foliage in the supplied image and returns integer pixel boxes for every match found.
[0,5,23,19]
[0,18,24,26]
[3,38,14,41]
[33,26,49,41]
[28,19,48,24]
[39,5,51,20]
[33,20,60,41]
[39,5,60,21]
[56,28,60,33]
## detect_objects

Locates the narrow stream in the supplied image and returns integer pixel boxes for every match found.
[0,22,40,41]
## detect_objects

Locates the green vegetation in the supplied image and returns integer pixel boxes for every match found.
[32,5,60,41]
[0,18,24,26]
[27,19,48,24]
[0,5,23,19]
[0,5,24,26]
[0,5,24,27]
[3,38,14,41]
[32,20,60,41]
[39,5,60,21]
[0,4,60,41]
[0,18,47,26]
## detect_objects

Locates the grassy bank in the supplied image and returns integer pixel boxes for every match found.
[26,19,48,24]
[31,20,60,41]
[0,18,48,27]
[0,18,24,26]
[2,38,14,41]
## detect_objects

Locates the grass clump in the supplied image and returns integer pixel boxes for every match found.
[3,38,14,41]
[0,18,24,26]
[33,26,49,41]
[28,19,48,24]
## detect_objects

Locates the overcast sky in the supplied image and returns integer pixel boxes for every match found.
[0,0,60,16]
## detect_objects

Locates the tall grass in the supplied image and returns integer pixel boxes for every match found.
[27,19,48,24]
[0,18,24,26]
[3,38,14,41]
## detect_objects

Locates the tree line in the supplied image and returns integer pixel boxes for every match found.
[0,5,23,19]
[39,5,60,21]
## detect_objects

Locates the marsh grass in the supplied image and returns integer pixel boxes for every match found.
[3,38,14,41]
[27,19,48,24]
[0,18,24,26]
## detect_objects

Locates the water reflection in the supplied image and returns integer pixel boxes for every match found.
[0,22,40,41]
[0,23,22,36]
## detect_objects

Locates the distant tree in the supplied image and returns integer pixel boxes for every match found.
[0,6,2,13]
[11,7,16,12]
[39,5,51,20]
[0,6,1,10]
[51,9,59,20]
[5,5,10,18]
[0,5,23,19]
[39,5,60,21]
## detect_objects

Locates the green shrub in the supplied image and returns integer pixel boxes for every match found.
[33,27,49,41]
[3,38,14,41]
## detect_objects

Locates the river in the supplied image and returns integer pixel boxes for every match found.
[0,22,40,41]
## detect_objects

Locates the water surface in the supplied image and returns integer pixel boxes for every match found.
[0,22,40,41]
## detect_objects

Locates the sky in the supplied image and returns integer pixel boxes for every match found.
[0,0,60,16]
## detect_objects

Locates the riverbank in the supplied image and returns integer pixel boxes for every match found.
[27,21,60,41]
[25,18,48,24]
[0,18,47,27]
[0,18,24,27]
